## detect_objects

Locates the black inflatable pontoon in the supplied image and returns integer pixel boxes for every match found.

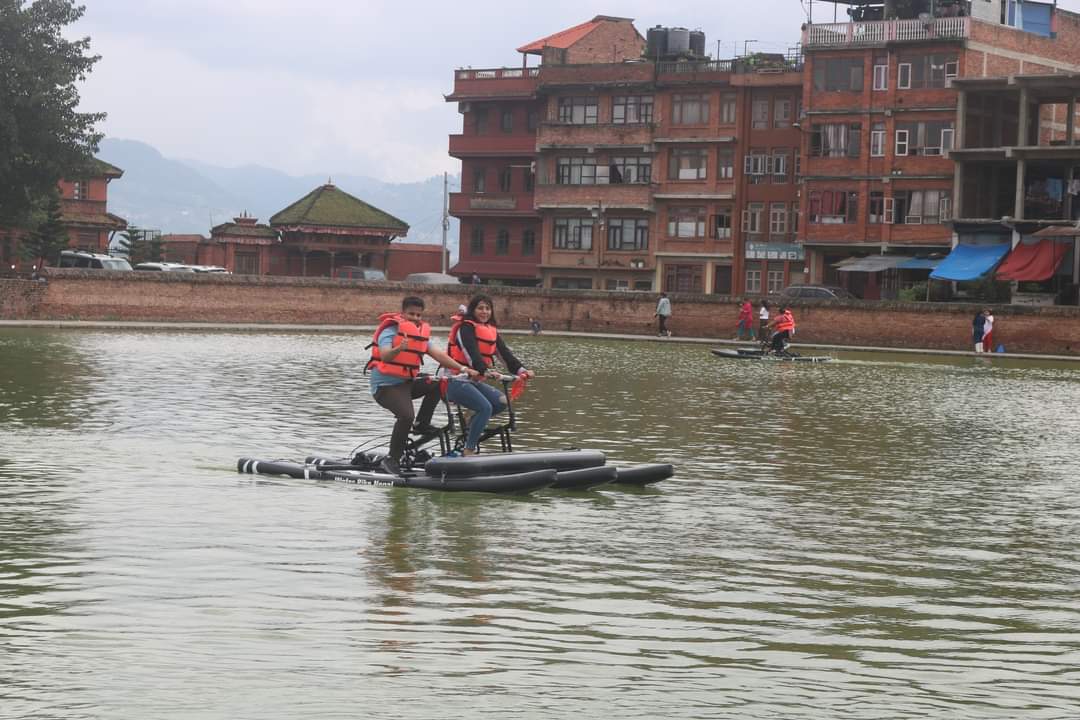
[425,449,607,478]
[711,348,833,363]
[613,463,675,486]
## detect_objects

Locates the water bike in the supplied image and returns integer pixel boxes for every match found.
[238,374,674,494]
[711,347,833,363]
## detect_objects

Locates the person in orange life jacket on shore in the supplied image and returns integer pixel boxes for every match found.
[368,296,479,476]
[417,294,535,456]
[767,306,796,355]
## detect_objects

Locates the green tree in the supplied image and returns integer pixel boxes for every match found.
[116,224,138,261]
[0,0,105,225]
[117,226,165,264]
[19,189,68,270]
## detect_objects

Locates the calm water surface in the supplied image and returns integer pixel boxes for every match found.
[2,329,1080,719]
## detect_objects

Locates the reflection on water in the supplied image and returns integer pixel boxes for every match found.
[2,329,1080,718]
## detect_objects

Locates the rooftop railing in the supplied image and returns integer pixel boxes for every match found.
[804,16,970,47]
[455,67,540,80]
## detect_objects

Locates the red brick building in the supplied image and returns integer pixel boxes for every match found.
[800,0,1080,298]
[1,158,127,272]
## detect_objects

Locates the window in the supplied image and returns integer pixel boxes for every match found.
[767,266,785,294]
[772,150,790,182]
[720,93,737,124]
[665,264,703,293]
[524,166,535,191]
[668,148,708,181]
[609,156,651,184]
[713,208,733,239]
[552,277,593,290]
[527,110,539,132]
[810,123,862,158]
[235,252,258,275]
[470,227,484,254]
[498,167,512,192]
[605,279,630,290]
[672,93,709,124]
[634,280,652,291]
[868,191,885,224]
[553,218,593,250]
[774,97,792,129]
[873,61,888,91]
[606,218,649,251]
[613,95,654,124]
[496,229,510,255]
[72,180,89,200]
[752,97,770,129]
[808,190,859,224]
[473,168,486,192]
[897,54,958,89]
[813,58,864,92]
[522,229,536,256]
[717,148,734,179]
[742,202,765,235]
[558,96,598,124]
[895,121,954,156]
[895,129,909,156]
[667,206,706,238]
[769,202,788,237]
[870,122,886,157]
[889,190,951,224]
[556,157,597,185]
[746,269,762,294]
[475,108,489,134]
[744,151,768,178]
[501,110,513,133]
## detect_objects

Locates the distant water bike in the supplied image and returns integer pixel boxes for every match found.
[238,374,675,494]
[711,331,833,363]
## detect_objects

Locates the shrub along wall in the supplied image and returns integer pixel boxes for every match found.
[1,270,1078,356]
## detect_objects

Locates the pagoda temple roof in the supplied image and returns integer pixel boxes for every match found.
[270,184,409,233]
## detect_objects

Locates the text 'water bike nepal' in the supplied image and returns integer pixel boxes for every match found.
[238,374,675,494]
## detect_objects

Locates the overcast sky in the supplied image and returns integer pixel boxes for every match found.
[72,0,1080,183]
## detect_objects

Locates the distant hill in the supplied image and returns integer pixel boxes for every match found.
[97,138,460,257]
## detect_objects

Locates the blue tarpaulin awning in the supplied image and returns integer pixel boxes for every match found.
[929,244,1011,281]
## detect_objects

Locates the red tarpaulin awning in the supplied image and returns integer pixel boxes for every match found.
[995,239,1070,281]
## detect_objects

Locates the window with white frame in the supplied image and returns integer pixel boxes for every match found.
[888,189,951,224]
[553,218,594,249]
[895,120,954,156]
[870,122,886,157]
[745,269,762,293]
[668,148,709,180]
[873,60,888,91]
[767,268,785,294]
[897,54,958,89]
[667,206,706,238]
[895,129,909,156]
[772,150,790,182]
[742,202,765,235]
[769,202,788,237]
[558,96,599,124]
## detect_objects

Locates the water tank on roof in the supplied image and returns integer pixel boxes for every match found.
[646,25,668,59]
[689,30,706,57]
[667,27,690,54]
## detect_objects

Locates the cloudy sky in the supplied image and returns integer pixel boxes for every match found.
[72,0,1080,183]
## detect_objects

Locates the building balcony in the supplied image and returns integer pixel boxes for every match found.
[534,183,654,211]
[448,134,536,158]
[447,67,539,101]
[803,16,969,48]
[449,192,537,216]
[536,122,654,150]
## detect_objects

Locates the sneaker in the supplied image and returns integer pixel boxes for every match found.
[411,422,441,436]
[379,457,403,476]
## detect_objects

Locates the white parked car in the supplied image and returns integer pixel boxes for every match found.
[57,250,132,271]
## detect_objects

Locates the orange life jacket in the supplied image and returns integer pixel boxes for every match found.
[447,316,498,371]
[775,310,795,333]
[365,312,431,379]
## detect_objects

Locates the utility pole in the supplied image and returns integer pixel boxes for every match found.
[441,171,449,274]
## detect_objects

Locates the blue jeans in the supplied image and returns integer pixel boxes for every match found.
[446,380,507,450]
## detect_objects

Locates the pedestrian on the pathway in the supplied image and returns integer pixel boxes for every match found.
[655,292,672,337]
[471,272,481,285]
[529,317,542,335]
[736,298,754,341]
[758,300,771,344]
[972,308,987,352]
[982,307,995,352]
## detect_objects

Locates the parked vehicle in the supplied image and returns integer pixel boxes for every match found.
[134,262,197,272]
[57,250,133,271]
[190,265,229,274]
[403,272,460,285]
[336,266,386,281]
[776,284,857,300]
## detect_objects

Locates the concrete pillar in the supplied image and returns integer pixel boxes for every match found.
[1017,88,1030,147]
[953,159,964,220]
[955,89,967,151]
[1067,97,1076,145]
[704,261,714,294]
[1014,158,1026,220]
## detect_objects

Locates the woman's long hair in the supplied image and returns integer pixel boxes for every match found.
[465,294,497,325]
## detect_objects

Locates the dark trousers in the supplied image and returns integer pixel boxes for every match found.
[374,380,441,462]
[658,314,669,335]
[771,330,791,353]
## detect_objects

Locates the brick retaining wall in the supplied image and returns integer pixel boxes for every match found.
[2,270,1078,355]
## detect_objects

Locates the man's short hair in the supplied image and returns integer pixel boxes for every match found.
[401,296,425,311]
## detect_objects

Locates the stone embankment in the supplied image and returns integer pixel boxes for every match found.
[1,269,1078,356]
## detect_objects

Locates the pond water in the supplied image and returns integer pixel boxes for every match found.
[2,329,1080,719]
